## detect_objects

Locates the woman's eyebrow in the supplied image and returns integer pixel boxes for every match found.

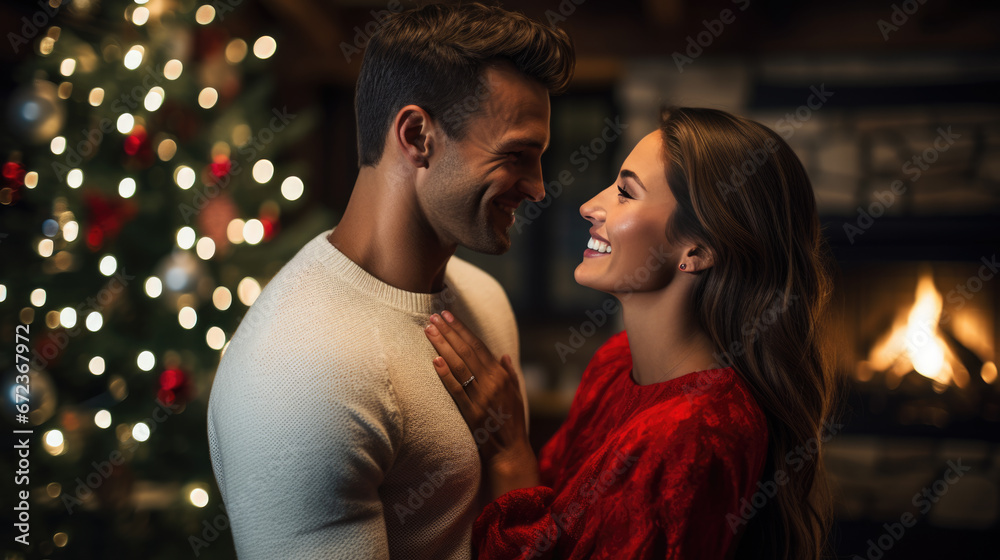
[620,169,647,191]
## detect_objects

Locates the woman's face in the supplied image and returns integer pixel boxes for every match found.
[574,131,681,295]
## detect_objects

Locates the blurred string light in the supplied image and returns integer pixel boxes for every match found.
[174,165,195,189]
[225,39,247,64]
[89,356,105,375]
[123,45,144,69]
[66,168,83,188]
[132,422,150,442]
[99,255,117,276]
[89,87,104,106]
[212,286,232,310]
[206,326,226,350]
[137,351,155,371]
[59,58,75,76]
[39,37,55,56]
[164,59,183,80]
[117,113,134,134]
[63,220,79,241]
[189,487,210,507]
[243,219,264,245]
[25,171,38,188]
[176,227,196,250]
[85,311,104,332]
[195,5,215,25]
[281,176,304,201]
[237,277,261,306]
[30,288,46,306]
[195,237,215,260]
[252,159,273,183]
[57,81,72,100]
[43,429,65,455]
[94,410,112,429]
[157,138,177,161]
[119,177,137,198]
[85,311,103,331]
[59,307,77,328]
[144,87,164,111]
[226,219,245,244]
[50,136,66,154]
[38,238,54,257]
[144,276,162,298]
[253,36,276,59]
[132,6,150,25]
[178,306,197,329]
[198,87,218,109]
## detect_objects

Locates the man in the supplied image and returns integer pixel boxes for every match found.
[207,3,574,558]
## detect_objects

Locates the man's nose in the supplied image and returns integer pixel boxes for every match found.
[520,161,546,203]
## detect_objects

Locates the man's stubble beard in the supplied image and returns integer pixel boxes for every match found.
[429,147,511,255]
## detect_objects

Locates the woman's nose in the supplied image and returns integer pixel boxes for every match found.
[579,188,609,223]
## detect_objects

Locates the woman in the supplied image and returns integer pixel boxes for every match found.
[424,107,840,559]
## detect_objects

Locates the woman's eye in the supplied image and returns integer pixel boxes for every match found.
[617,185,634,200]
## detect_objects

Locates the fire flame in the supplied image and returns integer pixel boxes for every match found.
[867,270,964,388]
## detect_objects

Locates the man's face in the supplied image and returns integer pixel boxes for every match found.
[417,63,550,255]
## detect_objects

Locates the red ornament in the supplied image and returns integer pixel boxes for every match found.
[3,161,25,183]
[2,161,26,201]
[83,190,138,251]
[157,367,194,406]
[123,125,154,168]
[210,154,231,178]
[261,215,279,240]
[259,204,280,241]
[123,135,142,155]
[86,227,104,250]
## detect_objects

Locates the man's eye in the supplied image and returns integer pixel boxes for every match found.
[617,185,634,199]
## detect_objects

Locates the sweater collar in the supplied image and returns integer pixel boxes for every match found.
[312,229,455,316]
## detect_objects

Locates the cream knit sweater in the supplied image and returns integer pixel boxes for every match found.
[207,229,524,559]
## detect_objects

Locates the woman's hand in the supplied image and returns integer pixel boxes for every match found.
[424,311,539,498]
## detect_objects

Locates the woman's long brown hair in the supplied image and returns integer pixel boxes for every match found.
[659,107,842,560]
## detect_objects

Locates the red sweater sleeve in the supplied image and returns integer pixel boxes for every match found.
[472,486,559,559]
[472,432,760,559]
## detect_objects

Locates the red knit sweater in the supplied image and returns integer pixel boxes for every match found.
[473,331,769,559]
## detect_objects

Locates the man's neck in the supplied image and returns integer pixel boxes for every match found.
[328,167,456,294]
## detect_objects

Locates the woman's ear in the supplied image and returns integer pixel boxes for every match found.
[678,244,714,272]
[393,105,435,169]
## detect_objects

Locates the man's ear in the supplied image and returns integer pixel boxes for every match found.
[679,243,715,273]
[393,105,436,169]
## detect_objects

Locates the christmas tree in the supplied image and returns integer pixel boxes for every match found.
[2,1,318,557]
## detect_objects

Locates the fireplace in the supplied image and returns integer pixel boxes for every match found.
[827,216,1000,438]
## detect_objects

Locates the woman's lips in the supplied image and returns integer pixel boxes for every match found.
[584,236,611,258]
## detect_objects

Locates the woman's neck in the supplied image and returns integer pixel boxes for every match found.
[618,286,720,386]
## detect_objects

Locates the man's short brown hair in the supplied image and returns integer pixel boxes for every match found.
[355,2,575,167]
